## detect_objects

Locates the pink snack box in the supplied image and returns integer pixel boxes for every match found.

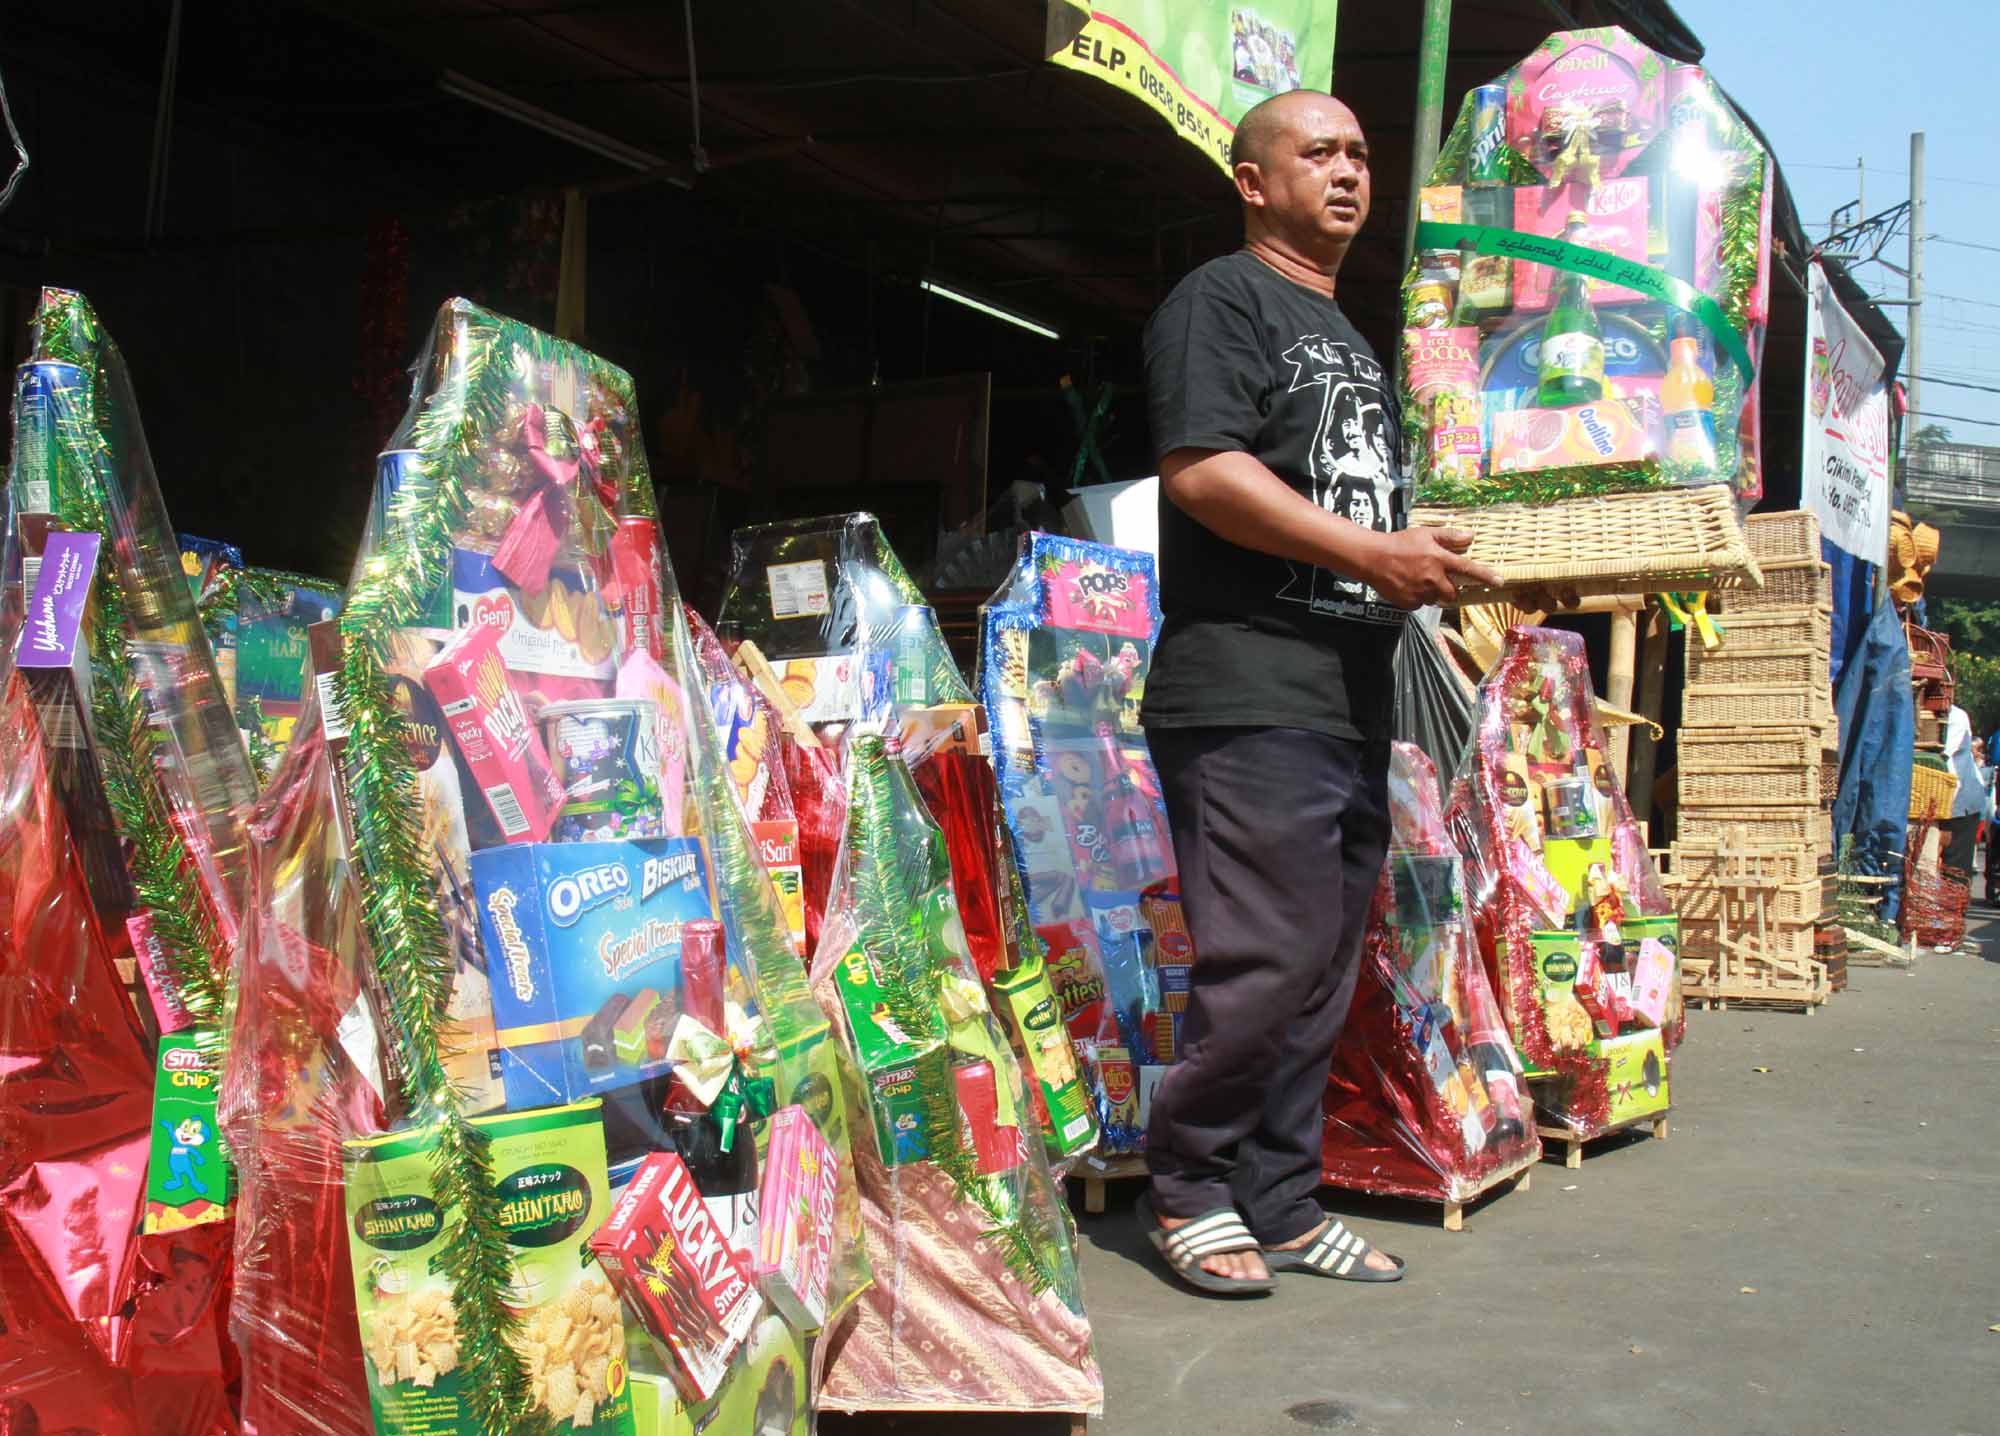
[423,619,564,844]
[752,1105,837,1331]
[1513,177,1651,309]
[1628,936,1674,1026]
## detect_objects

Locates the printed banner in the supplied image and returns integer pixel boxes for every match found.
[1045,0,1337,173]
[1803,259,1891,566]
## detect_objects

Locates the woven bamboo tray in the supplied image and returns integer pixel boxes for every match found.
[1700,608,1831,653]
[1679,725,1822,771]
[1743,510,1821,562]
[1684,683,1831,728]
[1679,805,1834,852]
[1679,763,1822,808]
[1408,483,1761,603]
[1820,752,1839,796]
[1670,841,1821,886]
[1718,558,1830,614]
[1686,642,1831,693]
[1672,875,1836,926]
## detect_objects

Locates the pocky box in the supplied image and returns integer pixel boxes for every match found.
[590,1151,764,1403]
[424,619,566,845]
[342,1100,635,1435]
[751,1106,838,1331]
[470,837,718,1108]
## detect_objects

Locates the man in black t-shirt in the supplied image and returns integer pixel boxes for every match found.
[1135,90,1497,1296]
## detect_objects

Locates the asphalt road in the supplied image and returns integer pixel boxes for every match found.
[830,912,1999,1436]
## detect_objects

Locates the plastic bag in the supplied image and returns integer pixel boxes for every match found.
[1393,605,1477,778]
[1406,28,1772,507]
[978,533,1180,1156]
[1321,743,1539,1204]
[1447,626,1682,1138]
[809,732,1101,1415]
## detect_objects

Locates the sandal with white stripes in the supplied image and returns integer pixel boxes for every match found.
[1263,1215,1405,1282]
[1138,1191,1276,1297]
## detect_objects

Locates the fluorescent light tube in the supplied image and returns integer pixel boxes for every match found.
[920,279,1059,340]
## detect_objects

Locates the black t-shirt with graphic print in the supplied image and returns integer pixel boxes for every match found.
[1140,249,1407,742]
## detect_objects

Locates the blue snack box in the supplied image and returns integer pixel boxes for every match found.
[470,837,718,1109]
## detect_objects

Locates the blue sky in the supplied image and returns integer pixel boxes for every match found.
[1675,0,1998,440]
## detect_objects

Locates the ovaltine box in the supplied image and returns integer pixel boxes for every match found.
[424,619,565,844]
[590,1152,763,1403]
[751,1106,837,1331]
[470,837,717,1109]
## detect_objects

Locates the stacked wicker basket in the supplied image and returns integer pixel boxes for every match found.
[1671,511,1838,1009]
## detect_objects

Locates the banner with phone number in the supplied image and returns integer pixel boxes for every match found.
[1044,0,1338,175]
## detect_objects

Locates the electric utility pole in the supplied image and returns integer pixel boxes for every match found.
[1908,131,1924,440]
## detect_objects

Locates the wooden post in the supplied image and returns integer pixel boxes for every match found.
[1630,607,1667,821]
[1606,608,1638,775]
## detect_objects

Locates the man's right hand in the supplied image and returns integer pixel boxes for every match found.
[1361,527,1502,608]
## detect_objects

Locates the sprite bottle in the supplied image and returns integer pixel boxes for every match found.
[1535,212,1606,408]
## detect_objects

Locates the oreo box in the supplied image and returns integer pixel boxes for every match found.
[471,837,718,1109]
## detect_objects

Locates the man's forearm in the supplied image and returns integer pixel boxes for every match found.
[1161,448,1380,580]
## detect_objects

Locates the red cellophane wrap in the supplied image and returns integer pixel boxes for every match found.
[0,672,237,1436]
[1446,627,1683,1138]
[780,732,846,957]
[215,709,391,1436]
[1322,743,1539,1203]
[910,747,1010,983]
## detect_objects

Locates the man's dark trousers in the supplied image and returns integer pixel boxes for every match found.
[1143,725,1388,1246]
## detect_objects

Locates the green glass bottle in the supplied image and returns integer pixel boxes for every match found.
[1535,211,1606,408]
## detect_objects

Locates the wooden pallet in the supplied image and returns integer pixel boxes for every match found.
[1073,1153,1147,1216]
[1441,1150,1536,1232]
[1536,1111,1669,1170]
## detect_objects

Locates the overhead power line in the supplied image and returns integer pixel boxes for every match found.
[1911,374,2000,396]
[1907,409,2000,429]
[1931,236,2000,255]
[1790,162,2000,190]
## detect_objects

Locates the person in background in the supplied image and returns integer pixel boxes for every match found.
[1939,706,1983,950]
[1982,736,1998,908]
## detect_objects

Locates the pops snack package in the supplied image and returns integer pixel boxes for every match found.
[751,1105,838,1331]
[424,618,565,845]
[591,1151,764,1403]
[342,1099,635,1435]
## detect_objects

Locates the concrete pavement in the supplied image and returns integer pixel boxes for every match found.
[829,913,1999,1436]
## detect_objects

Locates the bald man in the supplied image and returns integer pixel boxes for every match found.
[1136,90,1496,1296]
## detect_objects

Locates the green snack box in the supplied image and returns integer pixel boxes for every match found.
[992,953,1097,1157]
[343,1099,635,1435]
[1595,1029,1670,1124]
[144,1031,233,1233]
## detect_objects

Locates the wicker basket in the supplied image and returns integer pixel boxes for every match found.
[1679,764,1822,808]
[1916,710,1942,747]
[1686,642,1831,694]
[1408,483,1761,602]
[1683,684,1831,728]
[1910,763,1958,820]
[1680,918,1817,963]
[1743,510,1822,562]
[1680,725,1821,772]
[1820,752,1839,797]
[1670,841,1820,885]
[1718,558,1831,615]
[1673,875,1835,926]
[1680,805,1834,852]
[1700,609,1831,653]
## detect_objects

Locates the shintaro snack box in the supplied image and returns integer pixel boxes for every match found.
[590,1151,764,1403]
[751,1105,838,1331]
[342,1099,635,1435]
[470,837,717,1108]
[424,618,565,844]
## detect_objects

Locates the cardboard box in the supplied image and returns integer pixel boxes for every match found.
[471,837,717,1109]
[342,1100,634,1435]
[752,1106,837,1331]
[143,1032,232,1234]
[590,1152,763,1403]
[828,940,951,1166]
[1491,399,1654,475]
[1596,1029,1670,1124]
[425,620,566,844]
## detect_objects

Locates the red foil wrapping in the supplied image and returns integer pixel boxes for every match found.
[910,748,1010,982]
[0,675,238,1436]
[216,716,388,1436]
[779,732,846,957]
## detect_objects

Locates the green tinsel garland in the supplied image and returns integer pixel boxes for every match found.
[23,290,233,1061]
[843,736,1074,1300]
